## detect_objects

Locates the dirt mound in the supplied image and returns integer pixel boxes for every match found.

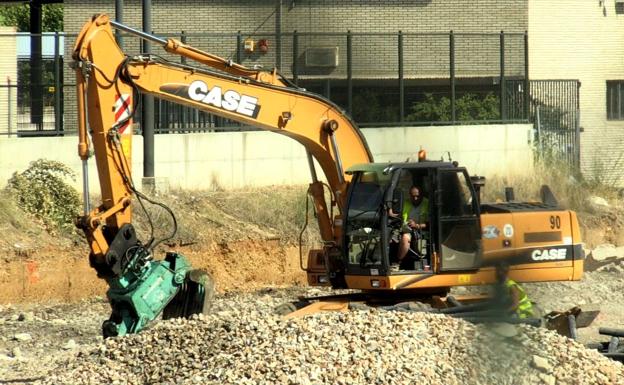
[0,187,315,303]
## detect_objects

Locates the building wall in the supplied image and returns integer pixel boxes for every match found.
[0,26,17,135]
[0,123,533,191]
[64,0,528,76]
[62,1,528,130]
[64,1,528,35]
[529,0,624,183]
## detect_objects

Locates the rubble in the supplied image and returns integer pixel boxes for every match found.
[35,293,624,385]
[1,288,623,385]
[13,333,32,342]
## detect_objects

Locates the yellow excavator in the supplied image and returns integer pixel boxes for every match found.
[73,14,584,336]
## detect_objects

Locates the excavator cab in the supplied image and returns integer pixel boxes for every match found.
[343,162,482,278]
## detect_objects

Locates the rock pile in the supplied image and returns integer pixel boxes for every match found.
[40,294,624,385]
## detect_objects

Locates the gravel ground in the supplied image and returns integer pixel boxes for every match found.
[1,280,624,385]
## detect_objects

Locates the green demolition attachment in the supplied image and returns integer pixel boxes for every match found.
[92,224,214,338]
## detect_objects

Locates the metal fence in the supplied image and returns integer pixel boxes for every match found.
[0,30,531,137]
[530,80,581,168]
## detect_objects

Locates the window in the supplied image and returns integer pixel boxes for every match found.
[439,171,476,218]
[607,81,624,120]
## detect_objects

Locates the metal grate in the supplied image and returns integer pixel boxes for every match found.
[529,80,581,168]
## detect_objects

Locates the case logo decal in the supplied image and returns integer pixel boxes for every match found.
[531,248,567,261]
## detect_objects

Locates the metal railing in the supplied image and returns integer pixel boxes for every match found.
[0,30,529,137]
[531,80,581,168]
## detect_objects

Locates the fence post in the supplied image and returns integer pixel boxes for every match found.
[30,3,43,130]
[7,77,11,137]
[292,30,298,85]
[524,31,530,120]
[575,109,581,169]
[276,0,282,71]
[179,31,187,131]
[536,105,542,157]
[115,0,124,47]
[499,31,506,121]
[236,31,243,64]
[54,31,62,133]
[180,31,187,64]
[398,31,404,123]
[347,30,353,115]
[449,30,456,123]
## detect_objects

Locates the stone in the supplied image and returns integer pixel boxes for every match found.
[588,196,610,211]
[63,339,77,350]
[17,312,34,322]
[538,373,556,385]
[21,289,624,385]
[490,323,518,337]
[592,244,620,261]
[10,347,22,358]
[532,355,553,372]
[13,333,32,342]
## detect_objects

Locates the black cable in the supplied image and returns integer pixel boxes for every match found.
[298,186,312,272]
[103,57,179,253]
[85,57,159,248]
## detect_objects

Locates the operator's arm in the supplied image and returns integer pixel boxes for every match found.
[407,219,427,231]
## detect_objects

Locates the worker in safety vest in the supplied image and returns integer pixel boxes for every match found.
[396,185,429,264]
[495,263,534,318]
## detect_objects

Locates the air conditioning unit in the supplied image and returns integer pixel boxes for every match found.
[305,47,339,68]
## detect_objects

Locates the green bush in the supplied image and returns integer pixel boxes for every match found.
[406,92,500,122]
[6,159,81,230]
[352,89,400,123]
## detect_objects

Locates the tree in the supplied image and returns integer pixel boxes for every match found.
[0,3,63,32]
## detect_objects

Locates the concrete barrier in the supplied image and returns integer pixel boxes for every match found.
[0,123,533,191]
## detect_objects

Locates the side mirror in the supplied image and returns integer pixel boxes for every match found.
[392,189,403,215]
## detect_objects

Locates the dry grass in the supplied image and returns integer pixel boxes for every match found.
[481,159,620,213]
[130,185,321,247]
[3,161,621,255]
[481,158,624,248]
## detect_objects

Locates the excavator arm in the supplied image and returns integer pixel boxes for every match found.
[73,14,373,336]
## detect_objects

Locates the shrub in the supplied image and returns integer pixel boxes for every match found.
[406,92,500,122]
[6,159,81,230]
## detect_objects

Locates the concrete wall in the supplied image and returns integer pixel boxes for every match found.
[0,124,533,191]
[529,0,624,183]
[0,26,17,135]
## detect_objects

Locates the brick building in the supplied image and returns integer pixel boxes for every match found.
[529,1,624,182]
[0,27,17,135]
[62,0,528,128]
[62,0,624,182]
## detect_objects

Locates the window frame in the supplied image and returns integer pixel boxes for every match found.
[606,80,624,120]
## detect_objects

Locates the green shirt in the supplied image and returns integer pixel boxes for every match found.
[402,197,429,224]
